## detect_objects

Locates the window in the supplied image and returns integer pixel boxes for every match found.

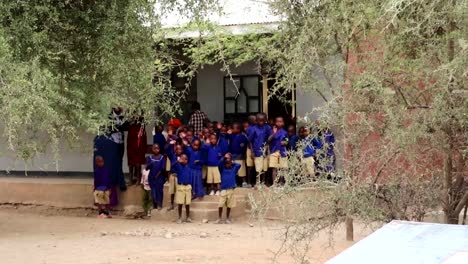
[224,75,261,122]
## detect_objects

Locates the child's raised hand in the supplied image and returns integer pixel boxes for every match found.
[180,132,186,139]
[169,140,176,145]
[182,139,189,146]
[227,129,232,134]
[217,123,223,130]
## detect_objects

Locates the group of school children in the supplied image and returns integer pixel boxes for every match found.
[93,111,334,223]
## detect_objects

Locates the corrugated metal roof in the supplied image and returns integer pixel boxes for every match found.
[160,0,280,28]
[327,221,468,264]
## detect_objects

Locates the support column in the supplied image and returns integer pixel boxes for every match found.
[262,74,268,114]
[291,86,296,118]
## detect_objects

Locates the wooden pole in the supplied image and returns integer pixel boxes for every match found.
[262,74,268,114]
[346,216,354,241]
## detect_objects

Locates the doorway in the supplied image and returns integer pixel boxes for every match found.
[266,77,295,126]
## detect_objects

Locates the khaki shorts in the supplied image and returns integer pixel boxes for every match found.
[202,166,207,179]
[246,148,254,167]
[269,151,288,169]
[175,184,192,205]
[166,158,171,172]
[219,189,236,208]
[168,173,178,194]
[302,156,315,176]
[207,166,221,184]
[233,159,246,177]
[94,190,110,205]
[254,157,269,173]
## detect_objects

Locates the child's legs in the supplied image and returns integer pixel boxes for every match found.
[233,160,246,185]
[150,188,158,208]
[218,207,223,219]
[254,157,265,185]
[185,205,190,218]
[169,173,177,206]
[177,204,183,219]
[226,189,236,219]
[156,176,165,208]
[129,166,136,183]
[207,167,220,191]
[135,165,142,183]
[142,189,151,212]
[269,152,281,183]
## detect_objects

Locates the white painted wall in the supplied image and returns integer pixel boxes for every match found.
[196,62,260,122]
[0,126,154,174]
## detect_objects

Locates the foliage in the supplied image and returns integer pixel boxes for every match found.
[242,0,467,261]
[0,0,185,161]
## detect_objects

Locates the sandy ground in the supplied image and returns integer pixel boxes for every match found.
[0,207,375,264]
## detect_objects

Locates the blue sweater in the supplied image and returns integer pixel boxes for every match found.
[186,146,204,170]
[171,163,192,185]
[217,134,230,156]
[302,136,322,158]
[287,135,299,151]
[228,133,249,160]
[202,144,223,166]
[219,160,241,190]
[269,128,288,157]
[248,124,272,157]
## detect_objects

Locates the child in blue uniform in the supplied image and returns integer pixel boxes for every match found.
[185,139,206,199]
[268,117,288,184]
[248,113,272,185]
[202,134,223,196]
[94,156,112,218]
[145,144,166,211]
[166,142,185,210]
[216,153,241,224]
[300,126,322,178]
[286,125,299,152]
[228,122,249,187]
[153,125,167,154]
[171,154,192,224]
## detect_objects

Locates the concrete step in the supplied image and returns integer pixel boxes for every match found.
[150,204,246,222]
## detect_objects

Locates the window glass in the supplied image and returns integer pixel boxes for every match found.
[225,78,240,97]
[243,76,259,96]
[225,100,235,114]
[237,92,247,113]
[249,98,259,113]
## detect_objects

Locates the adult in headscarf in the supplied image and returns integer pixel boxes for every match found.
[93,108,128,207]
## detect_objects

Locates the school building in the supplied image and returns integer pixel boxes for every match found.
[0,3,332,175]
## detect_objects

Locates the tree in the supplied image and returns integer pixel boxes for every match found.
[242,0,467,261]
[0,0,184,161]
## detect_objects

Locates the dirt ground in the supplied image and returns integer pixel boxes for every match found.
[0,206,375,264]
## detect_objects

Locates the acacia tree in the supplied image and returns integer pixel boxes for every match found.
[236,0,467,260]
[0,0,220,162]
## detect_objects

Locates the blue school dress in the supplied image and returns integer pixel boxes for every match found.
[146,155,166,208]
[186,147,206,199]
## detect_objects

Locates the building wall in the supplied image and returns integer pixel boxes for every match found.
[196,62,260,122]
[0,126,154,174]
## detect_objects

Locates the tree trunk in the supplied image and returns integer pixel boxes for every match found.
[445,212,459,225]
[345,216,354,241]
